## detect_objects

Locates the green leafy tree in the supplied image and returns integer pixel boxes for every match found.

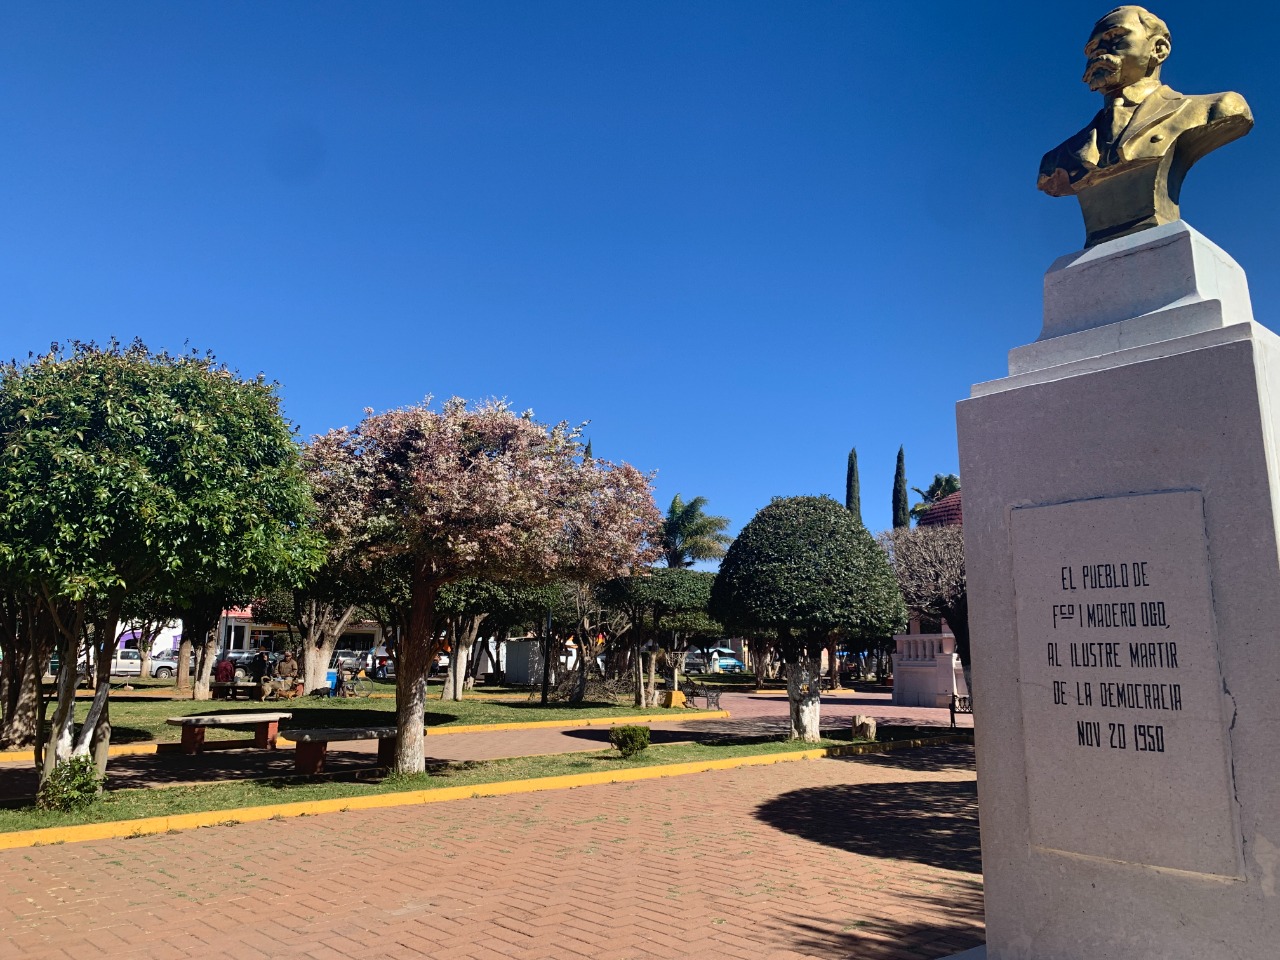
[892,446,910,529]
[845,447,862,523]
[313,397,662,773]
[600,567,718,706]
[0,342,321,783]
[710,496,905,741]
[436,579,555,700]
[910,473,961,523]
[660,495,732,568]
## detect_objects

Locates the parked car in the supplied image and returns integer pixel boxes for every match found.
[149,650,196,679]
[109,649,144,676]
[684,649,744,674]
[224,650,280,681]
[330,649,366,671]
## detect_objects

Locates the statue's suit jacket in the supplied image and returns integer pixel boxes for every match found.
[1039,85,1253,196]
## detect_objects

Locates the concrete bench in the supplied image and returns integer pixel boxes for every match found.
[278,727,398,774]
[166,712,293,755]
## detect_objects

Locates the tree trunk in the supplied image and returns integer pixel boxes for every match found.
[442,617,481,702]
[464,636,488,691]
[301,637,338,695]
[644,649,658,708]
[176,636,193,692]
[67,603,123,782]
[395,641,430,773]
[90,700,112,783]
[632,648,644,707]
[3,647,43,749]
[299,600,357,695]
[192,634,218,700]
[786,654,822,742]
[395,574,439,774]
[826,639,842,690]
[42,652,78,784]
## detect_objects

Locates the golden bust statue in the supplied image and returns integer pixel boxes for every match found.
[1038,6,1253,247]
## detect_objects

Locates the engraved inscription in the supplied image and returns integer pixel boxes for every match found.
[1011,492,1241,879]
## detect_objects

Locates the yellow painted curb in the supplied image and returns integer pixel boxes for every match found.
[0,733,971,850]
[0,742,163,766]
[0,711,732,765]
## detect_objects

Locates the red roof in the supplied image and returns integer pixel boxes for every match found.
[918,490,962,527]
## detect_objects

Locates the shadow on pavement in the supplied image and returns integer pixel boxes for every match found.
[754,778,981,873]
[779,886,985,959]
[559,727,700,746]
[844,742,976,774]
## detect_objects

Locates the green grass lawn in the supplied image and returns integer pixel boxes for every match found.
[0,736,850,833]
[65,694,707,745]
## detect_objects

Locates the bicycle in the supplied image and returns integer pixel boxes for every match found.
[335,666,373,698]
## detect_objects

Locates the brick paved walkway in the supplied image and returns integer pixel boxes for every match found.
[0,744,982,960]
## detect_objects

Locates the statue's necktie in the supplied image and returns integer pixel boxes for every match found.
[1102,97,1131,164]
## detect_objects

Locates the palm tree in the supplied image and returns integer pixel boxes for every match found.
[661,494,732,568]
[910,473,960,523]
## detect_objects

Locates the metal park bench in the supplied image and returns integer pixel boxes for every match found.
[278,727,399,774]
[165,711,293,755]
[950,694,973,729]
[679,679,722,710]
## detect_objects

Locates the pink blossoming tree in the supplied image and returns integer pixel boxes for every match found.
[310,398,661,772]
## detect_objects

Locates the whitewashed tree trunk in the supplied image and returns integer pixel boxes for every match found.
[192,635,218,700]
[300,601,357,695]
[42,654,79,782]
[644,650,659,707]
[395,577,438,774]
[786,655,822,742]
[396,639,430,773]
[442,617,481,702]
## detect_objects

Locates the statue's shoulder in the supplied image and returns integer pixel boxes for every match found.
[1165,86,1253,124]
[1041,116,1101,164]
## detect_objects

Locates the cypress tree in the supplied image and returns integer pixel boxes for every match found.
[583,439,593,460]
[892,445,910,529]
[845,447,862,523]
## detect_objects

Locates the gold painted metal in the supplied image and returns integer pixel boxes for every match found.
[1038,6,1253,247]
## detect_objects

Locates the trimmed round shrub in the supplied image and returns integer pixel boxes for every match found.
[609,725,651,759]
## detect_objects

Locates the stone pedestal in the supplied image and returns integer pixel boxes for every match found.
[955,222,1280,959]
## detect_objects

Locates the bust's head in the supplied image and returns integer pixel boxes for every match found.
[1082,6,1171,95]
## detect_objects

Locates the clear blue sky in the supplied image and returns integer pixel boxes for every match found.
[2,2,1276,542]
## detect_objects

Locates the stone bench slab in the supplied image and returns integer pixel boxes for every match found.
[280,727,397,743]
[280,727,399,774]
[165,712,292,755]
[166,712,292,727]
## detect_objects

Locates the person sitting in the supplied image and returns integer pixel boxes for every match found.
[275,650,300,696]
[213,655,236,697]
